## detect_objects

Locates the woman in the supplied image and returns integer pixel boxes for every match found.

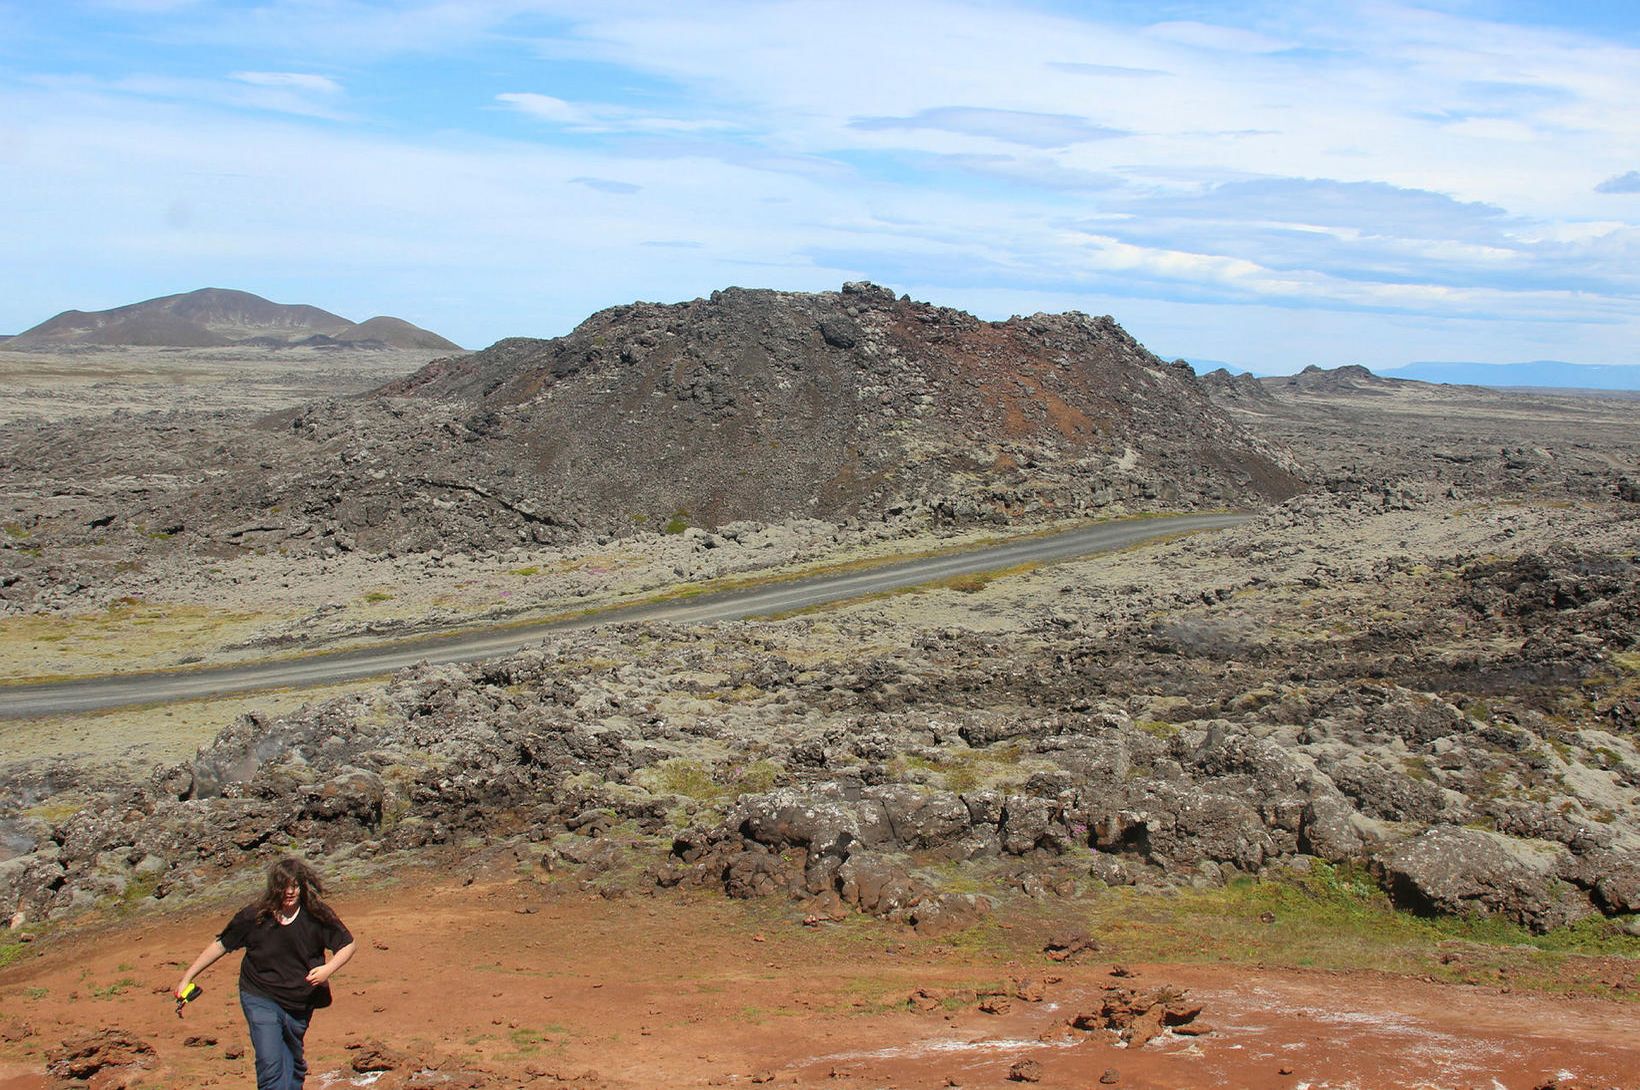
[176,857,357,1090]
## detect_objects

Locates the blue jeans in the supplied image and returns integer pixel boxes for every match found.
[240,989,311,1090]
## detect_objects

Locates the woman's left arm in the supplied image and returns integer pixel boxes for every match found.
[306,940,356,986]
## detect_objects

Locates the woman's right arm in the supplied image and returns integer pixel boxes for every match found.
[176,939,228,997]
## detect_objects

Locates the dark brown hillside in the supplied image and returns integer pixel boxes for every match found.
[379,282,1302,535]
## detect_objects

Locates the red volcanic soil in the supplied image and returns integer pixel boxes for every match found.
[2,864,1636,1090]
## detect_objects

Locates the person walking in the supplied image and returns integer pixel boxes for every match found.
[176,857,357,1090]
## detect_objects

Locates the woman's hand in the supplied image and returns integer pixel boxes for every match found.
[309,940,356,987]
[178,940,227,997]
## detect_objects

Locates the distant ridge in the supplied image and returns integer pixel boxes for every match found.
[1381,360,1640,392]
[4,288,462,351]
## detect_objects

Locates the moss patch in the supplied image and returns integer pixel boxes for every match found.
[0,602,270,681]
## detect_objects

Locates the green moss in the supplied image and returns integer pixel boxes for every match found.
[892,743,1026,793]
[1590,746,1624,769]
[1076,862,1640,995]
[1401,756,1434,782]
[89,976,139,999]
[501,1025,565,1056]
[733,759,781,795]
[637,759,720,801]
[1137,719,1179,740]
[362,591,393,603]
[634,758,782,806]
[664,510,691,535]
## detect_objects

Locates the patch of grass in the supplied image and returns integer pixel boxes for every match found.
[501,1026,564,1056]
[0,941,31,970]
[25,986,48,1000]
[637,758,720,801]
[893,743,1026,793]
[2,522,30,539]
[0,601,267,682]
[1401,755,1434,782]
[362,591,394,604]
[1137,719,1179,740]
[1077,863,1640,996]
[1589,746,1624,769]
[117,873,161,913]
[24,798,83,822]
[732,759,781,794]
[511,566,540,577]
[636,757,782,805]
[89,976,138,999]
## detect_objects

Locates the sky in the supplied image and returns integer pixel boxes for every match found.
[2,1,1638,372]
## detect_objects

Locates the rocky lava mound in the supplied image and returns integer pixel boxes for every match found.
[375,281,1300,533]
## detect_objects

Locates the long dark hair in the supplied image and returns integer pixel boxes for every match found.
[254,856,341,926]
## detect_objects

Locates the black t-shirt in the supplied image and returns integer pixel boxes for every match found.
[219,903,353,1013]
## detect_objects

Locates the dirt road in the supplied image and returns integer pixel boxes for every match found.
[1,514,1247,717]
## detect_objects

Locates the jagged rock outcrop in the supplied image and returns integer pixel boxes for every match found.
[377,282,1302,533]
[1199,367,1278,407]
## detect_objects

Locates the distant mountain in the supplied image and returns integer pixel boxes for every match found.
[1176,356,1253,376]
[1379,360,1640,391]
[4,288,462,351]
[1266,363,1403,395]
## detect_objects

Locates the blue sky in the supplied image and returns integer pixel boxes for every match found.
[2,1,1637,372]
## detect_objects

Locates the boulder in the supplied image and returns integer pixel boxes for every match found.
[1372,825,1594,932]
[46,1028,155,1082]
[837,852,922,915]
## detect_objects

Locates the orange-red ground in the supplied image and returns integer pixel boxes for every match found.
[2,865,1636,1090]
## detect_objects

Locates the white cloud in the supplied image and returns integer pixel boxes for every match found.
[850,107,1126,149]
[496,91,739,134]
[571,175,641,194]
[231,71,343,95]
[1142,20,1294,54]
[497,92,582,124]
